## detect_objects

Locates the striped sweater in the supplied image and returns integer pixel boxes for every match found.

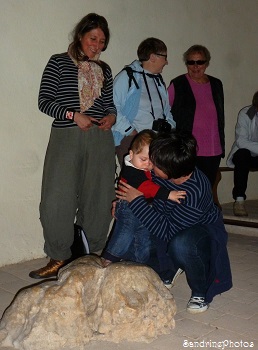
[38,52,116,127]
[129,167,220,242]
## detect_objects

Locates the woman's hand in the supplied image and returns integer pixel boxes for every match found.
[98,114,116,130]
[116,180,143,202]
[74,112,93,131]
[73,113,116,131]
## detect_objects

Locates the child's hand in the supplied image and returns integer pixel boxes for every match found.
[168,190,186,204]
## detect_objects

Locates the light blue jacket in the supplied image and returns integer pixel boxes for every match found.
[227,105,258,167]
[112,60,175,146]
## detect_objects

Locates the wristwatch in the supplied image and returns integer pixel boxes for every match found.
[65,111,75,121]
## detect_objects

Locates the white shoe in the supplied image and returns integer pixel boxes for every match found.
[171,268,184,286]
[233,201,248,216]
[163,279,173,289]
[162,268,184,289]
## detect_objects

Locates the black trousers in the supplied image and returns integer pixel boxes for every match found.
[196,155,222,188]
[232,148,258,200]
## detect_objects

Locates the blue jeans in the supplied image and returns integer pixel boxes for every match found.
[167,224,211,297]
[102,200,150,263]
[147,236,175,281]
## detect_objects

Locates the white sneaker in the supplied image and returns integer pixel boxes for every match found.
[163,279,173,289]
[233,201,248,216]
[162,268,184,289]
[187,296,209,314]
[171,268,184,286]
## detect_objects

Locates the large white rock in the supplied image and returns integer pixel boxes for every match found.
[0,256,176,349]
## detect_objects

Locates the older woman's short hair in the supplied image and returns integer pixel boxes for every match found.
[183,45,211,66]
[137,37,167,62]
[252,91,258,108]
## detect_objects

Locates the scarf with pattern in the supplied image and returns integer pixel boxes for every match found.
[68,45,104,112]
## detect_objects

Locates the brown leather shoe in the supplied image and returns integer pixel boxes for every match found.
[29,259,67,279]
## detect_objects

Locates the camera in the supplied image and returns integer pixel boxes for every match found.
[152,118,172,133]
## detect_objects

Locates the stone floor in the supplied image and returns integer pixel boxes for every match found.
[1,229,258,350]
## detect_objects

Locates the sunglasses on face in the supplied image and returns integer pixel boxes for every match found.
[186,60,207,66]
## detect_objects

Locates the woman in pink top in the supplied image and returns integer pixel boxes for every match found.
[168,45,225,188]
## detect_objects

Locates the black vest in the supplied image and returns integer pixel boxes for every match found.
[170,74,225,156]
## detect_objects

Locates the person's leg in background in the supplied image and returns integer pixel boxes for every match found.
[196,155,222,188]
[232,148,258,216]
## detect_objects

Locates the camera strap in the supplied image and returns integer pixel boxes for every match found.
[142,71,166,120]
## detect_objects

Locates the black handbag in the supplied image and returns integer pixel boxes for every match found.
[71,224,89,259]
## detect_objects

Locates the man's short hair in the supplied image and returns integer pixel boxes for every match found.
[149,130,197,179]
[137,37,167,62]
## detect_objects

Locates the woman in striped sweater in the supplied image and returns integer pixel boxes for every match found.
[29,13,117,279]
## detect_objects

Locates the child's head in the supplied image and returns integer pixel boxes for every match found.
[129,130,157,170]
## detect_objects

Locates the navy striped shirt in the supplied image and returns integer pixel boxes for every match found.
[38,52,116,127]
[129,167,220,241]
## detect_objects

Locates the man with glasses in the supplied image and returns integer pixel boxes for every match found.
[112,37,175,166]
[168,44,225,190]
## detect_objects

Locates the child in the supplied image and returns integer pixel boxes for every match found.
[101,129,186,269]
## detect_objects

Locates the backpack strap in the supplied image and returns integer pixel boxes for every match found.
[157,74,165,88]
[122,66,165,90]
[122,66,140,90]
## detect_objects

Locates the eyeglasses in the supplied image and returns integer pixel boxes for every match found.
[186,60,207,66]
[156,53,167,60]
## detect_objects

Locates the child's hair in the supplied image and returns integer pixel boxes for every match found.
[130,129,157,154]
[149,130,197,179]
